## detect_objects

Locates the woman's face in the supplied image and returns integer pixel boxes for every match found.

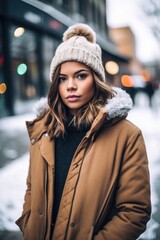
[58,61,95,114]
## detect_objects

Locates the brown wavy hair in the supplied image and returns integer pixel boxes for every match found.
[45,65,113,138]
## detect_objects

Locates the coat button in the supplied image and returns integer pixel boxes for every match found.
[70,223,75,228]
[38,211,43,216]
[31,138,35,144]
[43,133,48,137]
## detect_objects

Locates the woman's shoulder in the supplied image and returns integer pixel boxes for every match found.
[115,118,143,138]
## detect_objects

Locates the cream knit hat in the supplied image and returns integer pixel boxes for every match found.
[50,23,105,82]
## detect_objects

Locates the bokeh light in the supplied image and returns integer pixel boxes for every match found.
[0,83,7,94]
[14,27,25,37]
[121,75,133,87]
[105,61,119,75]
[17,63,27,75]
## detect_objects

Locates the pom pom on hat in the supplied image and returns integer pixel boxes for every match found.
[50,23,105,82]
[63,23,96,43]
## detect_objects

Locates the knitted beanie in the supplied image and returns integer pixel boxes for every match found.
[50,23,105,82]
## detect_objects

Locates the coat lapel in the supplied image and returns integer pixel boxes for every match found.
[39,134,55,166]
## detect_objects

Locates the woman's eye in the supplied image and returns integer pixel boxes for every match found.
[58,76,66,83]
[77,74,87,79]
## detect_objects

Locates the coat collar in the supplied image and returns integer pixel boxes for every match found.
[89,87,133,136]
[105,87,133,120]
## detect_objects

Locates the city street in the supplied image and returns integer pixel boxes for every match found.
[1,0,160,239]
[0,93,160,240]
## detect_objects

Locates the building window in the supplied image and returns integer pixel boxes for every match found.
[42,35,59,91]
[10,25,39,113]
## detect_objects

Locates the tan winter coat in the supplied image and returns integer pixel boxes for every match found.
[16,88,151,240]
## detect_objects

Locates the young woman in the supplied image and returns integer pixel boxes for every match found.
[16,23,151,240]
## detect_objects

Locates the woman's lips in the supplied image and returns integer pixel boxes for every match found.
[66,95,80,102]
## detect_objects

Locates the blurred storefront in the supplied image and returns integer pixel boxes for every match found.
[0,0,129,116]
[108,26,158,104]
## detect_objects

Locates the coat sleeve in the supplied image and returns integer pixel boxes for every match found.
[93,128,151,240]
[15,151,32,233]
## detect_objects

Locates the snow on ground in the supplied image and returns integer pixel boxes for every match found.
[0,154,29,231]
[0,113,34,231]
[0,93,160,238]
[128,93,160,239]
[0,113,34,131]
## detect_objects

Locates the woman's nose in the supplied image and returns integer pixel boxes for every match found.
[66,79,77,91]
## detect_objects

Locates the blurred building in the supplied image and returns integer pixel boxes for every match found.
[0,0,129,116]
[108,25,156,104]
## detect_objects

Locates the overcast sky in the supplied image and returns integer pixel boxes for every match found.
[106,0,160,63]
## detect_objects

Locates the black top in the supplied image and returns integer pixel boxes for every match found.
[52,120,88,227]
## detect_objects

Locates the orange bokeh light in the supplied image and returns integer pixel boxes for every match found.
[121,75,133,87]
[0,83,7,94]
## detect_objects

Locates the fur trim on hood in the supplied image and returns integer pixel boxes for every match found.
[32,97,48,117]
[33,87,133,120]
[106,87,133,120]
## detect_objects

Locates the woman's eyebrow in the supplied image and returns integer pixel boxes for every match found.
[59,73,66,76]
[59,69,90,76]
[75,69,90,74]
